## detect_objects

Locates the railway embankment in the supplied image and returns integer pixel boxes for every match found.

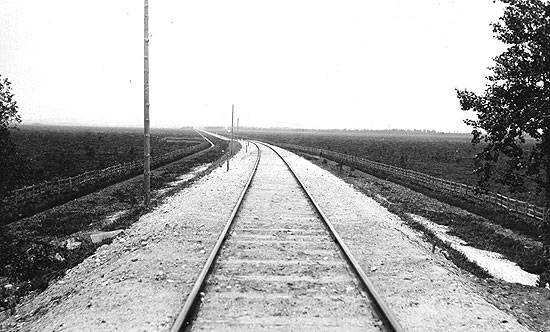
[1,143,546,331]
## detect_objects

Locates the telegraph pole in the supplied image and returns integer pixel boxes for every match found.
[143,0,151,206]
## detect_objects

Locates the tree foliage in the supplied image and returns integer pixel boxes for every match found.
[0,74,22,193]
[456,0,550,207]
[0,74,20,131]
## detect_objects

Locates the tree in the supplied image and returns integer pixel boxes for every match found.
[456,0,550,210]
[0,74,22,193]
[0,75,20,129]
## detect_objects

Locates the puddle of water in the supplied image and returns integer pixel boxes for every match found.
[90,229,124,244]
[409,214,539,286]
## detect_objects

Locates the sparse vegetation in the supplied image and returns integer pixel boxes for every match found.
[4,125,201,192]
[0,126,212,225]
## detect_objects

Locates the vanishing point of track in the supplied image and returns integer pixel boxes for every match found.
[171,141,404,332]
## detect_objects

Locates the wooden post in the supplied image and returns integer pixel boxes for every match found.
[143,0,151,206]
[226,104,234,171]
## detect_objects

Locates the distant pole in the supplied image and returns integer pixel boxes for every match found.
[143,0,151,206]
[226,104,234,171]
[236,118,239,142]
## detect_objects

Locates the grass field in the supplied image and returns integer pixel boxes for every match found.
[5,125,203,192]
[242,129,543,206]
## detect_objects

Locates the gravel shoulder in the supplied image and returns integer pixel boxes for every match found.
[0,145,258,332]
[273,145,534,332]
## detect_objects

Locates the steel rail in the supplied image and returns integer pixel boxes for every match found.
[259,141,406,332]
[170,142,261,332]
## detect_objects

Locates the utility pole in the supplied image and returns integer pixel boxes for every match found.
[226,104,234,171]
[143,0,151,206]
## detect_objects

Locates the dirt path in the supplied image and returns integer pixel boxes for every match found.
[1,144,534,331]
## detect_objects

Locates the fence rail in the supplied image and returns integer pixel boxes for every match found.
[275,142,549,226]
[1,141,211,210]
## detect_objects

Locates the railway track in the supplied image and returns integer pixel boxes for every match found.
[171,142,404,332]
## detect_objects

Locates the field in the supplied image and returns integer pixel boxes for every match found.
[242,129,543,206]
[3,125,204,192]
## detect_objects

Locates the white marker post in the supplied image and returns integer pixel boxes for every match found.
[236,118,239,142]
[226,104,234,171]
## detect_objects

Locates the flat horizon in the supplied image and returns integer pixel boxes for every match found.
[17,121,473,135]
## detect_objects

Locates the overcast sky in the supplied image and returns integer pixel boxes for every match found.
[1,0,506,131]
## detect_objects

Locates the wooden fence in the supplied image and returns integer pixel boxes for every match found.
[275,142,549,226]
[1,141,211,209]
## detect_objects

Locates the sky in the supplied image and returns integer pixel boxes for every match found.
[1,0,506,132]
